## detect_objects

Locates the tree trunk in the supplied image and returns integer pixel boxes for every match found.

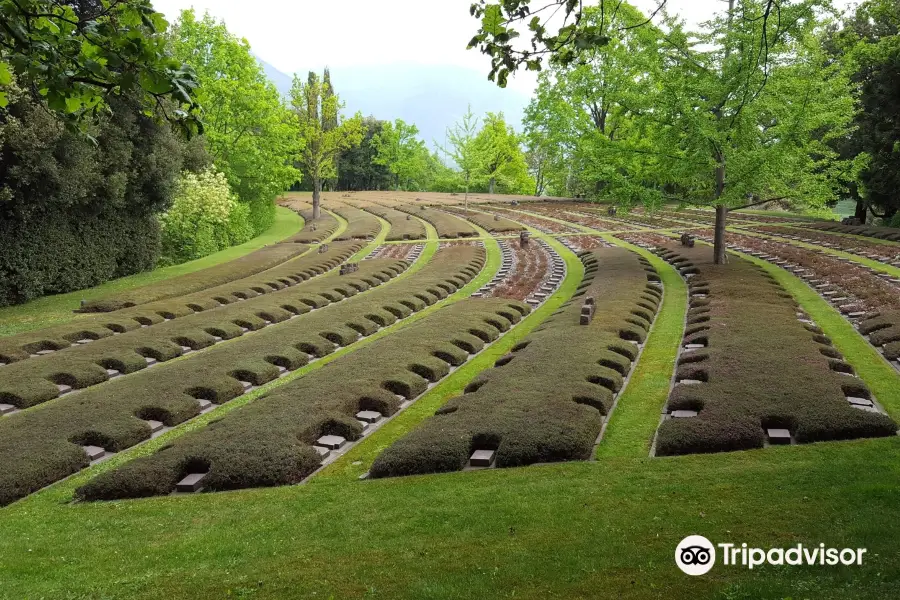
[489,177,496,195]
[465,173,470,215]
[312,177,322,220]
[854,199,867,223]
[714,204,728,265]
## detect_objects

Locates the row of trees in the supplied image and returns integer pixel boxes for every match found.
[509,0,894,263]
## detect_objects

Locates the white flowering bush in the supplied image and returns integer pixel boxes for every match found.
[159,168,253,264]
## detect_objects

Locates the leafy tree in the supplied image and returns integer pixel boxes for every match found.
[437,106,483,211]
[169,10,299,234]
[526,1,857,264]
[829,0,900,223]
[0,0,200,132]
[291,71,364,219]
[472,111,530,194]
[372,118,430,190]
[336,117,393,191]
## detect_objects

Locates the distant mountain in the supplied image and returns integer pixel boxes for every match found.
[259,60,531,152]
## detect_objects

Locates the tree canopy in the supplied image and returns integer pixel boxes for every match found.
[0,0,200,133]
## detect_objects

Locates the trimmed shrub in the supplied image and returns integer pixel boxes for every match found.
[360,204,426,241]
[370,248,661,478]
[443,207,525,233]
[72,246,495,501]
[280,210,340,244]
[803,222,900,242]
[329,204,381,241]
[0,91,197,307]
[653,245,897,456]
[159,169,254,265]
[0,244,372,406]
[393,204,478,239]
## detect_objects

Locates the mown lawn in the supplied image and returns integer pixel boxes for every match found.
[0,206,303,337]
[1,437,899,599]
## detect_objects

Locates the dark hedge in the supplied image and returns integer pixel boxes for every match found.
[859,311,900,361]
[653,245,897,456]
[74,247,498,501]
[802,222,900,242]
[369,248,662,478]
[281,210,339,244]
[0,93,202,307]
[444,207,525,233]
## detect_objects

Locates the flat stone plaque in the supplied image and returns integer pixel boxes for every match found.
[36,349,54,356]
[56,384,73,395]
[144,357,157,366]
[76,339,93,345]
[146,420,164,433]
[317,435,346,450]
[83,445,106,461]
[470,449,496,467]
[0,404,17,415]
[176,473,206,493]
[767,428,792,445]
[106,369,120,377]
[678,379,704,385]
[684,344,705,350]
[847,397,874,408]
[670,410,698,418]
[240,381,253,390]
[197,399,213,411]
[313,446,330,457]
[356,410,382,423]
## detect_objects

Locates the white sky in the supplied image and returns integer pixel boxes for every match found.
[151,0,857,96]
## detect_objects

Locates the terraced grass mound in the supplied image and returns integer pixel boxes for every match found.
[370,248,662,477]
[653,245,897,456]
[0,258,415,506]
[0,242,362,365]
[330,205,381,241]
[444,207,524,233]
[77,258,509,500]
[394,204,478,239]
[859,311,900,363]
[802,221,900,242]
[362,205,426,241]
[280,210,340,244]
[0,245,381,408]
[77,244,308,313]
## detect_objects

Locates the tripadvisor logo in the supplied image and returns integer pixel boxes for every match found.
[675,535,867,576]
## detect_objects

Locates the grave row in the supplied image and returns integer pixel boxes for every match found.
[801,221,900,243]
[77,295,527,500]
[753,226,900,267]
[0,242,366,366]
[393,204,478,239]
[370,247,663,477]
[649,244,897,456]
[0,246,486,506]
[280,209,340,244]
[443,207,525,234]
[0,250,393,412]
[358,204,427,241]
[328,204,383,241]
[76,243,309,314]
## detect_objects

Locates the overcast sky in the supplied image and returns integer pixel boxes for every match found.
[151,0,858,96]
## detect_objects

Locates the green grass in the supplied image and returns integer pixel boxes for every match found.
[0,206,304,337]
[595,236,688,458]
[5,206,900,600]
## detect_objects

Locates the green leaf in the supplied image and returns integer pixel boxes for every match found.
[0,61,11,86]
[0,91,8,108]
[482,4,505,36]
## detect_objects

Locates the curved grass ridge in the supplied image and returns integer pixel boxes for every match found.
[358,204,427,241]
[0,242,368,409]
[731,227,900,278]
[369,248,662,477]
[0,206,305,338]
[315,222,580,482]
[393,204,479,239]
[0,258,414,506]
[77,295,528,500]
[729,246,900,421]
[0,241,363,366]
[652,244,896,456]
[330,204,383,241]
[280,209,342,244]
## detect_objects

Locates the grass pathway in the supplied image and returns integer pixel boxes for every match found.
[0,206,304,337]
